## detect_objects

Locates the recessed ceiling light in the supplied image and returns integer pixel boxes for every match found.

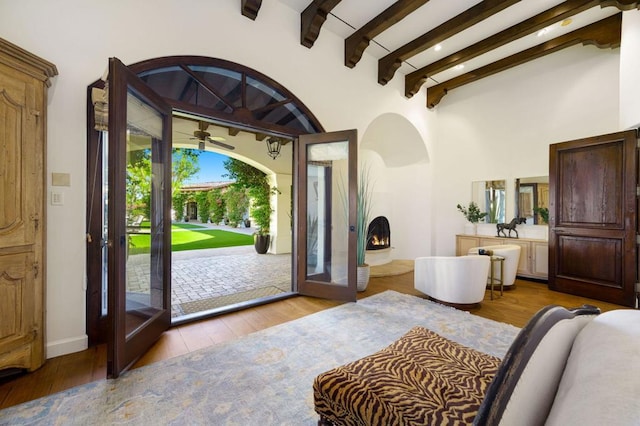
[561,18,573,27]
[454,64,465,71]
[434,44,442,52]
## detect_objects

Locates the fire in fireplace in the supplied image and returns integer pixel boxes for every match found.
[366,216,390,250]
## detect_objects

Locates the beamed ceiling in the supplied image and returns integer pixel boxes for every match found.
[242,0,639,108]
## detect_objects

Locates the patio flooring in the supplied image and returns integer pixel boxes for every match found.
[126,223,292,318]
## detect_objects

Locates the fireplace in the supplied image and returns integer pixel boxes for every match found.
[366,216,390,250]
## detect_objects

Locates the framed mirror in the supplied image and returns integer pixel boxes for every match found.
[515,176,549,225]
[471,180,506,224]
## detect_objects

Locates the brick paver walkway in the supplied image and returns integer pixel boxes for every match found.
[126,223,292,318]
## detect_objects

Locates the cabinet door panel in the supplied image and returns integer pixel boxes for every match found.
[0,70,36,249]
[0,252,34,347]
[457,236,480,255]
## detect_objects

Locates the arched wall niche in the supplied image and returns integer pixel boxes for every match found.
[360,113,429,168]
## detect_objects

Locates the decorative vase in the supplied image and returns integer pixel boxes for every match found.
[254,234,270,254]
[357,264,370,292]
[464,222,477,235]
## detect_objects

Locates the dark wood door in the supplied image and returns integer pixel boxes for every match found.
[296,130,357,302]
[107,58,172,377]
[549,130,638,307]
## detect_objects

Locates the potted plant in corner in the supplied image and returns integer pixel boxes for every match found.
[457,201,487,235]
[356,165,374,291]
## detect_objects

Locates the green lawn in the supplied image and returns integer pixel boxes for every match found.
[128,225,253,254]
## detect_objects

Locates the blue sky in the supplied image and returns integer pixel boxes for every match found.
[185,151,230,183]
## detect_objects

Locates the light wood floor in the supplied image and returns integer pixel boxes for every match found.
[0,274,626,410]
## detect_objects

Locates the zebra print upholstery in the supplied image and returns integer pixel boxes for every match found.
[313,326,501,425]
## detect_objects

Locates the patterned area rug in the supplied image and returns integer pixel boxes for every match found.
[180,286,286,314]
[0,291,520,425]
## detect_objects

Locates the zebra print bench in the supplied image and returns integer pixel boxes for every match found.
[313,326,501,425]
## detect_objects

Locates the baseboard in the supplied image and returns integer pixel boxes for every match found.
[46,335,89,359]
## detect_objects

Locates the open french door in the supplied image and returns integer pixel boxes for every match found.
[296,130,358,302]
[106,58,172,378]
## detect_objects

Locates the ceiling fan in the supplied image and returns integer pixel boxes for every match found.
[189,121,235,151]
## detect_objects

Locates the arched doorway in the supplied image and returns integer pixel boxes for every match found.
[86,56,326,345]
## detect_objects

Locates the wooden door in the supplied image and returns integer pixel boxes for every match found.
[296,130,357,302]
[107,58,172,378]
[549,130,638,307]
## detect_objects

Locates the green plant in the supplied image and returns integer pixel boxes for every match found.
[356,166,374,266]
[195,191,211,223]
[208,188,225,224]
[457,202,487,223]
[223,158,276,236]
[224,185,249,228]
[534,206,549,224]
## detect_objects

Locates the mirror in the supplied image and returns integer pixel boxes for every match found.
[471,180,506,224]
[515,176,549,225]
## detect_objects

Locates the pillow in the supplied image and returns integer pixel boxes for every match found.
[545,310,640,425]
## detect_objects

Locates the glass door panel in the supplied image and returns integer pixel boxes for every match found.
[297,130,357,301]
[107,58,171,378]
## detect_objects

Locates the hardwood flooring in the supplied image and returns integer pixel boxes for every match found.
[0,273,626,410]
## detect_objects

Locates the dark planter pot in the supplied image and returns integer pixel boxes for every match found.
[254,234,270,254]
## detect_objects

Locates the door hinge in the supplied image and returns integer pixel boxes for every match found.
[33,261,39,278]
[636,235,640,245]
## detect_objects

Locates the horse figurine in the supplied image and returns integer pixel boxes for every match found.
[496,217,527,238]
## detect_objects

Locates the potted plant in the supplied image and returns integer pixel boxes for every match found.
[356,166,374,291]
[249,180,273,254]
[457,201,487,235]
[533,206,549,224]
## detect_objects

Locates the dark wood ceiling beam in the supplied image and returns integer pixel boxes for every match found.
[601,0,640,9]
[241,0,262,20]
[301,0,342,48]
[378,0,521,85]
[345,0,431,68]
[405,0,606,98]
[426,13,622,109]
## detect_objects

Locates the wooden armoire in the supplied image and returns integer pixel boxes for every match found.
[0,38,57,372]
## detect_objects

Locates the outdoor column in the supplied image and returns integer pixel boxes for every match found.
[269,173,292,254]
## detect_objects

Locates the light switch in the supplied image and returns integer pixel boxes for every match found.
[51,191,64,206]
[52,172,71,187]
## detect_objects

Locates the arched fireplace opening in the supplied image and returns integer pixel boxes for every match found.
[367,216,390,250]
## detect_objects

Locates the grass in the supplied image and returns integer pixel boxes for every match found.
[128,224,253,254]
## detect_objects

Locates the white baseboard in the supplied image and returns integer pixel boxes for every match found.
[46,335,88,359]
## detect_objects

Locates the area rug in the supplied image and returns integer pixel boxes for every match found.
[0,291,520,425]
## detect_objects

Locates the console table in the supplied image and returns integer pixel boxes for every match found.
[456,234,548,280]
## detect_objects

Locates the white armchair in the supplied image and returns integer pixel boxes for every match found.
[467,244,521,288]
[414,256,491,307]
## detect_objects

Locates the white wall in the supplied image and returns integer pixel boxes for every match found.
[620,9,640,129]
[0,0,430,356]
[430,45,621,256]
